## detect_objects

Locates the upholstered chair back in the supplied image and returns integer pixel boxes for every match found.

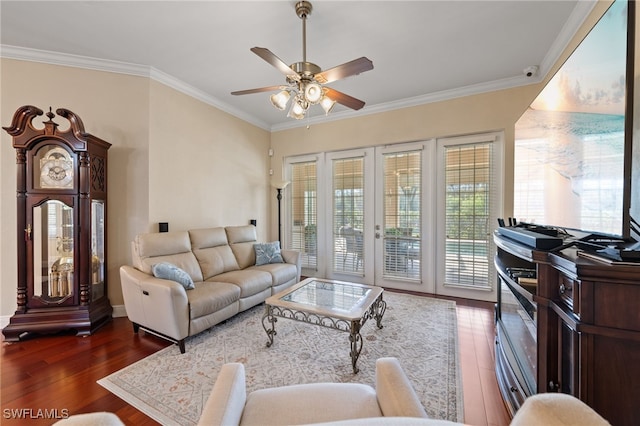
[225,226,258,270]
[132,231,204,282]
[190,228,240,280]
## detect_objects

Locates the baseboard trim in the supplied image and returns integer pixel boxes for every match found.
[1,304,127,332]
[112,304,127,318]
[0,315,9,330]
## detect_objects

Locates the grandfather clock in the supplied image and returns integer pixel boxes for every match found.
[2,105,112,341]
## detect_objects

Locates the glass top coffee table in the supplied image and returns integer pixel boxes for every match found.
[262,278,386,373]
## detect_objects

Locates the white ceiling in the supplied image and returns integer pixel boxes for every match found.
[0,1,596,131]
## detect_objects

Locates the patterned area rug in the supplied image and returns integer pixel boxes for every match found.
[98,292,462,425]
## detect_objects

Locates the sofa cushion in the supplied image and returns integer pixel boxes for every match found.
[190,227,241,279]
[189,227,229,249]
[250,263,297,287]
[136,231,191,257]
[134,231,204,282]
[151,262,195,290]
[226,226,258,269]
[240,383,382,426]
[254,241,284,265]
[194,246,241,279]
[208,270,272,298]
[188,282,241,319]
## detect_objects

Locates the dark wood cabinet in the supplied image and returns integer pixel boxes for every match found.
[537,249,640,425]
[2,106,112,341]
[495,231,640,425]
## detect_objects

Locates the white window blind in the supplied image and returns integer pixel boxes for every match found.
[289,161,318,272]
[382,151,421,280]
[332,157,365,274]
[444,142,494,288]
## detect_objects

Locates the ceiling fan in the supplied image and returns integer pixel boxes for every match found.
[231,1,373,120]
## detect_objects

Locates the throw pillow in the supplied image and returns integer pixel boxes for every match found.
[254,241,284,266]
[151,262,195,290]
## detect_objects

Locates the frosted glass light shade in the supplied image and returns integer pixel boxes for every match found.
[270,90,291,110]
[304,82,323,104]
[271,180,290,189]
[288,99,306,120]
[320,95,336,115]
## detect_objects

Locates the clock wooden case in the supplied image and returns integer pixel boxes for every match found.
[2,105,113,341]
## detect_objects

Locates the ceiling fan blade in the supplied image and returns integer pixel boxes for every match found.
[251,47,300,82]
[315,57,373,84]
[231,85,285,96]
[324,87,366,111]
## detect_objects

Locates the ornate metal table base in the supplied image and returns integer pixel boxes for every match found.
[262,294,386,373]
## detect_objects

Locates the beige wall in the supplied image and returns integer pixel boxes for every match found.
[147,81,270,231]
[0,59,270,319]
[141,80,272,285]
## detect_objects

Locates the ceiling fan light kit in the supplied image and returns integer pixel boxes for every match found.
[270,90,291,110]
[231,1,373,120]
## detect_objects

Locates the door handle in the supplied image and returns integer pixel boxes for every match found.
[375,232,381,239]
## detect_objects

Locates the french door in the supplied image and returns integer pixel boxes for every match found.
[284,132,501,301]
[373,142,434,292]
[325,148,375,284]
[322,143,433,293]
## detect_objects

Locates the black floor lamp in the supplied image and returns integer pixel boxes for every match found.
[272,180,290,247]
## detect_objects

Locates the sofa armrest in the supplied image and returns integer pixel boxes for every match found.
[511,393,610,426]
[198,363,247,426]
[375,357,428,418]
[281,249,302,282]
[119,265,190,341]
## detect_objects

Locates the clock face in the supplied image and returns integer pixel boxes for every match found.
[39,146,74,189]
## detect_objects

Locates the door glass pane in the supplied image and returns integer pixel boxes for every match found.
[33,200,74,302]
[383,151,421,280]
[289,161,318,273]
[333,157,364,274]
[91,200,106,301]
[444,143,492,288]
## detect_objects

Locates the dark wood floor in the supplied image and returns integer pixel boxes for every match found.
[1,297,510,426]
[454,298,511,426]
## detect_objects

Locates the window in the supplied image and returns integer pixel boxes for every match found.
[383,151,422,280]
[443,142,494,288]
[332,157,365,274]
[289,160,318,272]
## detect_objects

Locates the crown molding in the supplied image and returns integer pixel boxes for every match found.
[0,44,150,76]
[0,44,271,131]
[147,67,270,130]
[270,74,540,132]
[537,0,597,80]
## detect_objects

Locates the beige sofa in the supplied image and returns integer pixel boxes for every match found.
[119,225,301,353]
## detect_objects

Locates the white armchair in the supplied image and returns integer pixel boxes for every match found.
[198,357,429,426]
